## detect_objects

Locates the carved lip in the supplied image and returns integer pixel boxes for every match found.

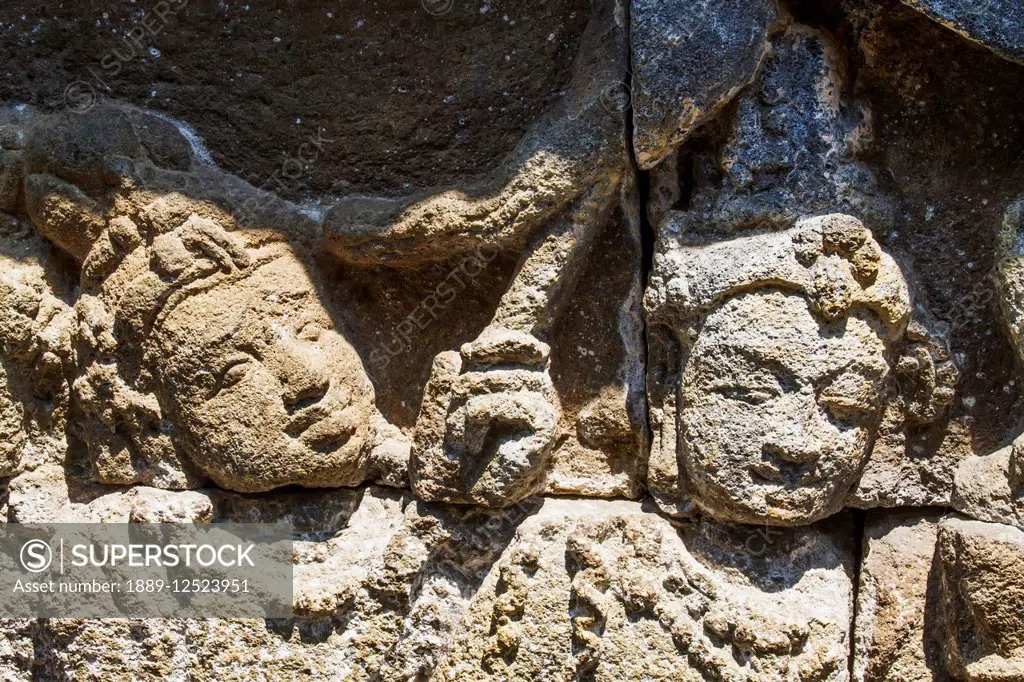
[286,404,325,435]
[750,461,820,486]
[287,399,356,452]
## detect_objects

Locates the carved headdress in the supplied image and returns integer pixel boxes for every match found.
[645,213,912,341]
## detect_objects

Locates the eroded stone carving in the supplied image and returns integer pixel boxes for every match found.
[0,0,647,507]
[411,338,559,506]
[646,214,912,525]
[434,499,854,681]
[2,0,1023,677]
[321,0,645,507]
[6,104,408,493]
[3,474,854,681]
[0,213,75,479]
[638,17,961,511]
[646,25,894,235]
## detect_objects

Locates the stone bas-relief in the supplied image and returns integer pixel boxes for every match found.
[1,0,1024,678]
[4,475,854,682]
[0,0,645,499]
[5,104,407,493]
[0,214,75,480]
[646,214,912,525]
[641,15,962,511]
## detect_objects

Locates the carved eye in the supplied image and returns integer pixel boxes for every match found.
[208,358,251,398]
[716,385,778,405]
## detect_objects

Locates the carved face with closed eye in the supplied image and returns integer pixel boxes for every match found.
[143,226,380,493]
[680,288,890,525]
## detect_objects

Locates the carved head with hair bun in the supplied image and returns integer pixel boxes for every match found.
[18,105,405,493]
[646,214,919,525]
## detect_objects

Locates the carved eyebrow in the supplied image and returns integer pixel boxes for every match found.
[711,344,803,387]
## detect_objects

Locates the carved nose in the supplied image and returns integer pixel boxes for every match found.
[275,337,331,413]
[282,375,330,414]
[762,414,829,465]
[762,438,822,466]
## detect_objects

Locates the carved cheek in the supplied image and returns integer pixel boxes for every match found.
[193,362,286,431]
[683,395,767,470]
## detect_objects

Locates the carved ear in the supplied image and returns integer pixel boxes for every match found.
[893,318,958,425]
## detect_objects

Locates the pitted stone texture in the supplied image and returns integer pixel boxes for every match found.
[2,485,853,681]
[434,499,854,681]
[678,25,892,235]
[0,364,22,478]
[646,215,911,526]
[853,511,950,682]
[997,199,1024,375]
[325,0,646,505]
[0,0,592,202]
[947,198,1024,530]
[7,103,409,494]
[629,0,783,169]
[937,516,1024,681]
[412,348,558,507]
[0,214,75,478]
[952,441,1024,531]
[847,313,961,509]
[902,0,1024,65]
[1,0,647,502]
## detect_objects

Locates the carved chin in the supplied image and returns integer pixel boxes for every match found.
[686,462,846,526]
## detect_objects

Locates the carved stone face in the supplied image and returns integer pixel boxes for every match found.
[680,289,889,525]
[154,245,377,493]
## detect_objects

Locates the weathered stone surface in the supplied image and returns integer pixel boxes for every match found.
[2,0,1024,676]
[646,214,911,525]
[322,0,646,505]
[2,485,854,681]
[0,214,74,480]
[9,103,408,493]
[846,2,1024,506]
[435,501,854,681]
[997,198,1024,376]
[952,440,1024,531]
[902,0,1024,65]
[937,516,1024,680]
[629,0,783,170]
[948,198,1024,530]
[674,25,894,235]
[853,511,950,682]
[845,311,962,510]
[0,0,592,201]
[0,0,646,505]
